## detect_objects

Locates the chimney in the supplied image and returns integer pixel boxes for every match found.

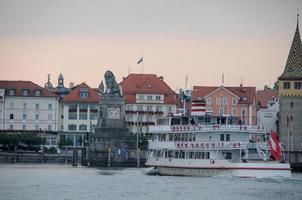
[69,82,75,89]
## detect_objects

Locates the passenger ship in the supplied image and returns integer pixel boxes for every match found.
[145,116,291,178]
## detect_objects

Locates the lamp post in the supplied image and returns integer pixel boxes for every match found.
[136,110,140,168]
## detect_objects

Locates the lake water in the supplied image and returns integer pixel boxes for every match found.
[0,164,301,200]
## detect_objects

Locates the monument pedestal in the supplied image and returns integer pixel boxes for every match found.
[88,71,132,166]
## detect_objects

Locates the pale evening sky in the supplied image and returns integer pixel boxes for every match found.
[0,0,301,91]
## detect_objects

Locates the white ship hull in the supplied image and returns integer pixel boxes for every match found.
[146,158,291,178]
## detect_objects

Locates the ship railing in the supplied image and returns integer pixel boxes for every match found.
[149,124,265,133]
[148,140,250,150]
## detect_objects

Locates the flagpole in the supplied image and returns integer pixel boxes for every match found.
[141,60,143,74]
[287,112,290,163]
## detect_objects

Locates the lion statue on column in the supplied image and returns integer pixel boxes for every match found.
[104,70,121,95]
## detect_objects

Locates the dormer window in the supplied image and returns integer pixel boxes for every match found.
[8,89,15,96]
[22,89,29,96]
[80,88,88,99]
[35,90,41,96]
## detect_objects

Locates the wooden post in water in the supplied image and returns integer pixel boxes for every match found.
[108,147,111,167]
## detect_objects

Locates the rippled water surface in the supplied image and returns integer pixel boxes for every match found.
[0,164,301,200]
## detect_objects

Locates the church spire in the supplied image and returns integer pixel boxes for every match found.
[278,13,302,80]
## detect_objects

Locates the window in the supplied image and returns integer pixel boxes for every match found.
[9,114,14,119]
[36,103,39,109]
[90,104,98,120]
[223,97,228,105]
[294,82,302,89]
[9,89,15,96]
[68,124,77,131]
[35,124,39,130]
[206,97,212,105]
[126,105,133,111]
[241,108,246,116]
[167,106,172,112]
[219,108,224,115]
[232,108,237,115]
[137,105,143,111]
[226,134,230,141]
[79,104,88,120]
[22,124,26,130]
[48,114,52,120]
[79,124,87,131]
[225,153,232,159]
[35,90,41,96]
[35,114,39,120]
[48,125,52,131]
[23,103,27,109]
[10,124,13,130]
[220,134,225,141]
[10,103,14,109]
[232,98,237,105]
[68,104,77,120]
[156,106,162,112]
[216,97,221,105]
[80,88,89,99]
[283,82,291,89]
[138,95,144,100]
[290,102,294,108]
[23,114,27,120]
[147,106,153,111]
[48,104,52,109]
[156,95,161,101]
[22,89,29,96]
[147,95,152,100]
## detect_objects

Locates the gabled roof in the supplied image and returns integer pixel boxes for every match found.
[279,15,302,80]
[192,85,256,104]
[61,82,100,103]
[120,73,177,104]
[256,89,278,108]
[0,80,57,97]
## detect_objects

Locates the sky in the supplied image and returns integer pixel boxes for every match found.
[0,0,301,91]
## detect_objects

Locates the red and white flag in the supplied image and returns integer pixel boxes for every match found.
[268,130,281,160]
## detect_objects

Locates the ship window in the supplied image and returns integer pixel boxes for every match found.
[226,134,230,141]
[220,134,225,141]
[225,153,232,160]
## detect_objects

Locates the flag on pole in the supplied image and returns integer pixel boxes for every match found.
[137,57,143,64]
[268,130,281,160]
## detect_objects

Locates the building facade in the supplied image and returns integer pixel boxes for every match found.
[256,89,279,132]
[278,16,302,155]
[0,81,59,132]
[192,85,257,125]
[59,82,100,147]
[120,74,177,134]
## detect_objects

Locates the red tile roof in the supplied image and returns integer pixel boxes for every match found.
[0,80,57,97]
[61,82,100,103]
[192,86,256,104]
[120,74,177,104]
[256,89,278,108]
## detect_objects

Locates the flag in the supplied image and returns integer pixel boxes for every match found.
[268,130,281,160]
[137,57,143,64]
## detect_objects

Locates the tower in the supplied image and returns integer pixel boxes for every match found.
[278,14,302,161]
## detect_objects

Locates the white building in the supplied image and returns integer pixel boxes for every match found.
[0,81,59,132]
[58,82,100,147]
[120,74,177,134]
[256,89,279,132]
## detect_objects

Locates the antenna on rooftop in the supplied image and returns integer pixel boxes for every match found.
[221,71,224,86]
